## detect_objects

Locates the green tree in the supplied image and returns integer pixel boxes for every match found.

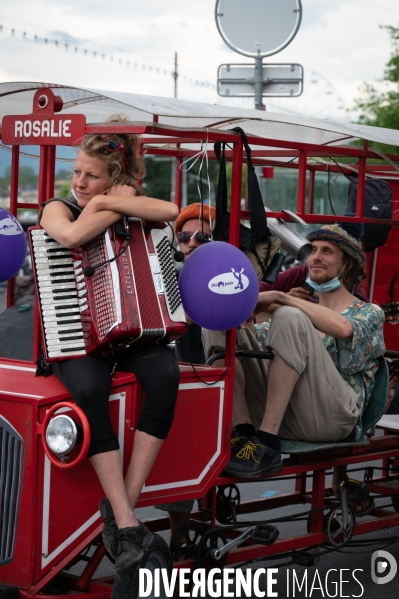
[55,168,72,181]
[57,183,70,198]
[4,165,38,186]
[353,25,399,143]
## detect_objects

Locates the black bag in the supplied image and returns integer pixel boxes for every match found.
[346,176,392,252]
[213,127,281,281]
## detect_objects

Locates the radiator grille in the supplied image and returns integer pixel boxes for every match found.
[0,416,24,565]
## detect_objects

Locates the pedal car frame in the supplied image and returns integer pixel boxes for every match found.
[0,82,399,596]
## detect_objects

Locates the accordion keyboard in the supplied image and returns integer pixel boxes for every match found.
[30,229,88,359]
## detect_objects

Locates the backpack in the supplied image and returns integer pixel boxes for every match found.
[346,176,392,252]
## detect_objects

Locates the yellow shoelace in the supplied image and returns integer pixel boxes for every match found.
[236,441,264,463]
[230,435,246,447]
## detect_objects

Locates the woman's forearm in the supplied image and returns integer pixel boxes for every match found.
[41,206,122,248]
[93,195,179,222]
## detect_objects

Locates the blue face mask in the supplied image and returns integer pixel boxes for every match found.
[305,276,341,294]
[305,264,346,295]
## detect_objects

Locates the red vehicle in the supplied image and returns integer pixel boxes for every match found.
[0,82,399,597]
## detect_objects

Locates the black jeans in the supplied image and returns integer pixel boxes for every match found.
[52,345,180,457]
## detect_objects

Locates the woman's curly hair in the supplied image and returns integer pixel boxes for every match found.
[79,114,146,196]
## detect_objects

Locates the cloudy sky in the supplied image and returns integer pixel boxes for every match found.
[0,0,398,122]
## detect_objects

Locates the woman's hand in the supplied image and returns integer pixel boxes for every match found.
[80,186,179,223]
[107,184,137,198]
[79,196,103,218]
[79,184,135,218]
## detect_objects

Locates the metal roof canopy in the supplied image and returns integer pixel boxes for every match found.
[1,82,399,153]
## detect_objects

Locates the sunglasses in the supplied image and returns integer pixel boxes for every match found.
[103,137,126,172]
[177,231,211,244]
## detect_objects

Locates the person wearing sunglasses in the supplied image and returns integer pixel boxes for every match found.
[156,202,269,536]
[176,229,212,251]
[38,115,180,583]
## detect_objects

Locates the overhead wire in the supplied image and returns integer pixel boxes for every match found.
[0,17,217,91]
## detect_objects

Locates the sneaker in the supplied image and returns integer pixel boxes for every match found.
[223,435,283,479]
[230,431,252,458]
[115,522,153,573]
[99,497,118,559]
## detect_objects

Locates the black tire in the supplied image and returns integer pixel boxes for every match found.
[112,534,173,599]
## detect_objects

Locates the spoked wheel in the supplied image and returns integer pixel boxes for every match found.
[112,534,173,599]
[196,528,228,568]
[216,484,241,524]
[327,505,356,548]
[170,520,205,561]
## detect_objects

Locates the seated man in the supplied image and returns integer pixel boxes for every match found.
[224,219,386,480]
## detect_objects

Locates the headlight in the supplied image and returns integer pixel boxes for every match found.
[46,415,78,456]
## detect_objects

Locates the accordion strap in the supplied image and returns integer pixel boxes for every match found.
[213,127,269,246]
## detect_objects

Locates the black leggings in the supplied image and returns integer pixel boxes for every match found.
[52,345,180,457]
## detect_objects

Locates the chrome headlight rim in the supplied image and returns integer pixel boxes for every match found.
[45,414,78,456]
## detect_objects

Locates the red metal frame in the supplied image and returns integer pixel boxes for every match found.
[1,89,399,597]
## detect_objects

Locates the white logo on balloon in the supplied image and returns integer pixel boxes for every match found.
[208,268,249,295]
[0,215,23,236]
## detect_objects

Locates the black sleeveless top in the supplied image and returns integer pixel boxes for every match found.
[37,197,82,225]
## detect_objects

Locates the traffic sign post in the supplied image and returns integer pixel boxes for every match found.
[215,0,303,109]
[217,63,303,99]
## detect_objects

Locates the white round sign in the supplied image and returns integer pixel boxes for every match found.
[215,0,302,58]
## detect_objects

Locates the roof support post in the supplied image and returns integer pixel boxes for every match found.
[6,145,20,308]
[45,145,56,201]
[38,146,49,204]
[297,149,307,216]
[356,151,367,219]
[229,138,244,247]
[223,137,244,423]
[307,169,315,214]
[174,156,183,210]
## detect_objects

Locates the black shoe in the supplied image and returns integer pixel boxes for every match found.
[230,431,252,457]
[223,435,283,479]
[221,432,252,475]
[99,497,118,559]
[115,522,153,573]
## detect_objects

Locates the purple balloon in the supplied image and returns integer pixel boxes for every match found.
[178,241,259,331]
[0,207,27,283]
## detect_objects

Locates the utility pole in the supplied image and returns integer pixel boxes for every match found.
[254,54,264,111]
[173,52,178,98]
[172,53,179,206]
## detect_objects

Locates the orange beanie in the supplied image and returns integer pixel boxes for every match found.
[174,202,216,234]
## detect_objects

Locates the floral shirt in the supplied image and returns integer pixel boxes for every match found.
[255,300,386,439]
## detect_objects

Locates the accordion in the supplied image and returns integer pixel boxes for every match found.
[29,219,188,362]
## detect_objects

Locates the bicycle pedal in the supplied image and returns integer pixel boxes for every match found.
[251,525,279,545]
